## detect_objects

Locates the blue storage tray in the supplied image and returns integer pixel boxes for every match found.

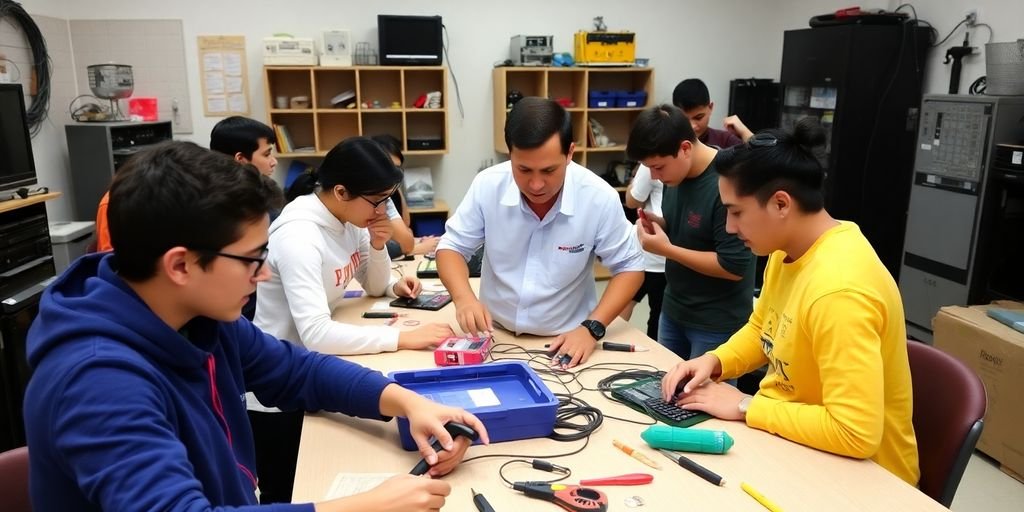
[388,361,558,450]
[588,90,616,108]
[615,91,648,108]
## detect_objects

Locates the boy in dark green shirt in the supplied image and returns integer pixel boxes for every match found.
[627,104,754,359]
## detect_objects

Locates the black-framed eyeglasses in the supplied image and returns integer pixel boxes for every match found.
[197,244,269,277]
[748,133,779,148]
[359,184,400,209]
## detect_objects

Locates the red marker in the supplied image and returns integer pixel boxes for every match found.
[637,208,655,234]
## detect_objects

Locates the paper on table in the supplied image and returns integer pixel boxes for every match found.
[324,473,394,500]
[371,301,391,311]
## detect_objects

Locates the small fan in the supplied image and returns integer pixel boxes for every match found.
[87,64,134,120]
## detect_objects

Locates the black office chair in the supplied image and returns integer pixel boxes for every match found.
[907,340,987,507]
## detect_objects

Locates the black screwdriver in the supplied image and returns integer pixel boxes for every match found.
[471,487,496,512]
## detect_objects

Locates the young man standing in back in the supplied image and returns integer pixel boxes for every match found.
[673,78,753,149]
[627,104,755,361]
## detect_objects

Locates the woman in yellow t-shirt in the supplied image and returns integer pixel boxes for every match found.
[660,118,920,485]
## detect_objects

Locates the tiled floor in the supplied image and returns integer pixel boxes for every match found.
[615,286,1024,511]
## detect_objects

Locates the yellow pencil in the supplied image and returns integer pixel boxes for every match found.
[612,439,662,470]
[741,482,783,512]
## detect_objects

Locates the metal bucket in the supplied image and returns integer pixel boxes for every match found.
[985,40,1024,96]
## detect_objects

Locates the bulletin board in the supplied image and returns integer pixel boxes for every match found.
[197,35,250,116]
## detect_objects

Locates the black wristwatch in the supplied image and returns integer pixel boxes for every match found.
[580,319,606,341]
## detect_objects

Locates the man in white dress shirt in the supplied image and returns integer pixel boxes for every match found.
[436,97,644,368]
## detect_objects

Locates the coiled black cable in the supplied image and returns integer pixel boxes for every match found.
[0,0,51,136]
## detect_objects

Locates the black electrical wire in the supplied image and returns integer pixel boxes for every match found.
[932,18,968,48]
[441,24,465,120]
[0,0,52,137]
[974,23,994,44]
[968,76,987,95]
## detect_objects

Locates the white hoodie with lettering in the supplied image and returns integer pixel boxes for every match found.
[254,193,399,356]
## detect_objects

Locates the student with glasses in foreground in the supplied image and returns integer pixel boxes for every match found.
[253,136,456,502]
[660,118,919,486]
[23,141,487,511]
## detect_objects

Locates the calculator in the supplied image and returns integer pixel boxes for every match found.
[611,377,711,428]
[390,292,453,311]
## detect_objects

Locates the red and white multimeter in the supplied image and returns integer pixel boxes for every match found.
[433,335,493,366]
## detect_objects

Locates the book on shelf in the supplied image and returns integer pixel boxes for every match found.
[273,124,295,153]
[403,166,434,208]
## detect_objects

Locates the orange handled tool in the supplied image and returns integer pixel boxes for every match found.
[579,473,654,486]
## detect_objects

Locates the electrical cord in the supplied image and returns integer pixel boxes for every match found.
[932,18,968,48]
[974,23,993,44]
[0,0,51,137]
[497,459,571,486]
[441,24,465,120]
[457,343,667,478]
[968,76,987,95]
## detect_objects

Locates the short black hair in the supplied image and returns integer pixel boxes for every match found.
[370,134,405,165]
[286,136,403,202]
[672,79,711,111]
[109,141,283,281]
[626,104,697,161]
[504,96,572,154]
[716,118,828,212]
[210,116,277,160]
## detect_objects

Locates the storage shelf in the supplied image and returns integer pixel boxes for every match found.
[493,66,653,169]
[264,66,449,154]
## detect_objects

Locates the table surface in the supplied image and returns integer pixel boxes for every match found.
[292,259,943,511]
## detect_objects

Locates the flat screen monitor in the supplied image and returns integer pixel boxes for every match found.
[0,84,38,192]
[378,15,443,66]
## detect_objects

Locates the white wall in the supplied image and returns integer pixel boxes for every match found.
[38,0,789,210]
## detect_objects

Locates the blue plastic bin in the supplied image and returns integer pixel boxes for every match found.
[615,91,648,108]
[388,361,558,450]
[588,91,616,108]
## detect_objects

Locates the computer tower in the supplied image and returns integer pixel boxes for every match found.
[779,24,931,277]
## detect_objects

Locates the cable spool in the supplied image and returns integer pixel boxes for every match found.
[87,64,134,120]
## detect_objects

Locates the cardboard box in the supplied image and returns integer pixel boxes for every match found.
[933,301,1024,480]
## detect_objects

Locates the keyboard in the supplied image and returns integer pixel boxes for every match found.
[611,377,711,428]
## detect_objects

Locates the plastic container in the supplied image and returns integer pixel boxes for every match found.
[588,90,615,108]
[388,361,558,450]
[615,91,648,108]
[128,97,158,121]
[48,221,95,273]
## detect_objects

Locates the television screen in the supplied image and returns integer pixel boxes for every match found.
[0,84,38,191]
[378,15,443,66]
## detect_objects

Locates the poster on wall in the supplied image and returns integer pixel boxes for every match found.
[197,35,249,116]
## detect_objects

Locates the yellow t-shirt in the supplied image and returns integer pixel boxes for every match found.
[710,221,919,485]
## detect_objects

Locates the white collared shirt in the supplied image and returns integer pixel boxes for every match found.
[438,160,644,336]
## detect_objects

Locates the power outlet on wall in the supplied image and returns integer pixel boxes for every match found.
[964,8,979,26]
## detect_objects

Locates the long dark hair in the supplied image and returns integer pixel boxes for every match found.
[285,136,403,202]
[716,118,828,212]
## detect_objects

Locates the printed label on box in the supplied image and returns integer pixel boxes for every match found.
[467,388,501,407]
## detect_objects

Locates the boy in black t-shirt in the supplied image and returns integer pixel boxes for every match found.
[626,104,755,360]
